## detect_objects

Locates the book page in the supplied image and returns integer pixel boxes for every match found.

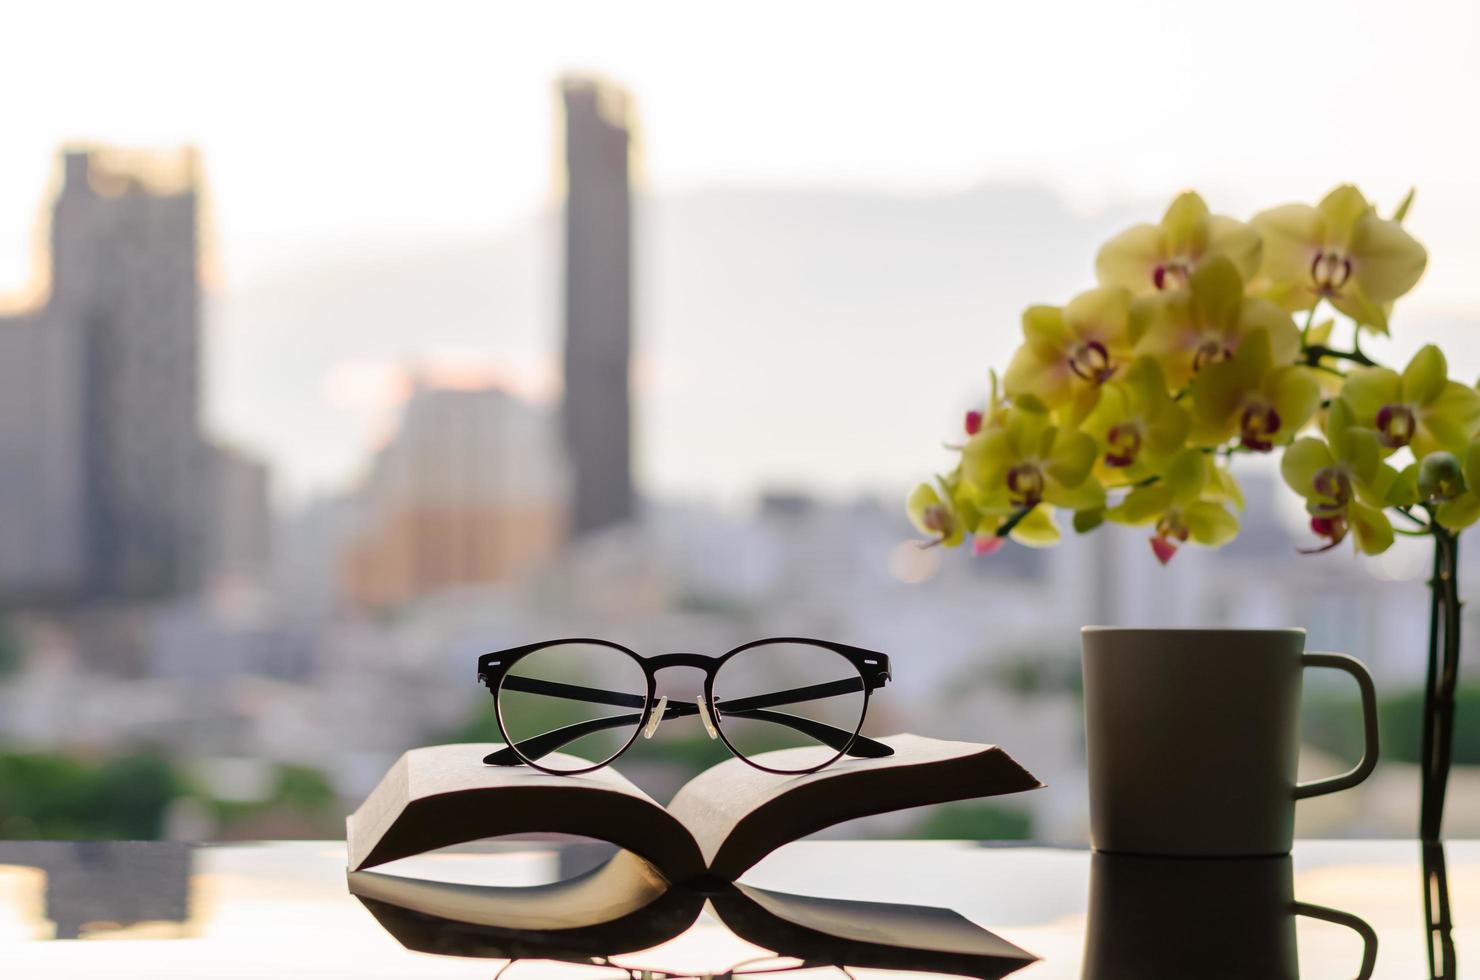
[713,884,1037,977]
[665,734,1041,880]
[349,849,674,931]
[347,743,705,879]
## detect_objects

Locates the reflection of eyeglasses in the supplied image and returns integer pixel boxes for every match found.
[476,638,893,775]
[493,954,858,980]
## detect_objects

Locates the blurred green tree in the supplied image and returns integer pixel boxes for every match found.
[0,752,181,839]
[912,802,1033,841]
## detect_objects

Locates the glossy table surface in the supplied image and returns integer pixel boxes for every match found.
[0,839,1472,978]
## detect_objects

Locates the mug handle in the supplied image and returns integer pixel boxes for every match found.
[1293,902,1378,980]
[1294,652,1380,800]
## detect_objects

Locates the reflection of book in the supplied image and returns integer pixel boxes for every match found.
[348,734,1042,882]
[349,861,1038,979]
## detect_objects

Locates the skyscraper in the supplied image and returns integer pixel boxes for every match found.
[561,76,636,536]
[0,148,207,600]
[341,382,570,608]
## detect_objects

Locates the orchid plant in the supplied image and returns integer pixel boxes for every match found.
[911,187,1474,840]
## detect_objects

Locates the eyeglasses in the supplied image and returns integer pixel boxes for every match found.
[476,638,892,775]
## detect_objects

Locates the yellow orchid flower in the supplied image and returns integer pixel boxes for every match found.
[1280,401,1404,554]
[1251,185,1427,333]
[1133,255,1301,391]
[1079,356,1190,482]
[1002,286,1136,418]
[907,479,965,548]
[1106,448,1239,564]
[1337,345,1480,459]
[1187,329,1321,452]
[959,404,1103,547]
[1096,191,1262,296]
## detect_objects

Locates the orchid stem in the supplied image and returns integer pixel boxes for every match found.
[1421,526,1461,841]
[1398,506,1432,529]
[1303,344,1377,368]
[994,505,1034,539]
[1300,302,1320,347]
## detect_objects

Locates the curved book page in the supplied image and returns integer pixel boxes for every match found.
[666,734,1042,881]
[349,867,1036,977]
[717,885,1037,978]
[348,853,701,959]
[346,735,1042,883]
[347,744,704,877]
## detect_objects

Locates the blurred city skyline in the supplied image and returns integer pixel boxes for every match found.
[3,3,1479,846]
[3,0,1480,504]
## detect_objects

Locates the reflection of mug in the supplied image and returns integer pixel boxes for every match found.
[1082,628,1378,856]
[1082,852,1377,980]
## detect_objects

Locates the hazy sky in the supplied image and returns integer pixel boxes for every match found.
[3,0,1479,502]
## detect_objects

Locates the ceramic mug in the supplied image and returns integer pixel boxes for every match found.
[1082,852,1377,979]
[1081,627,1378,857]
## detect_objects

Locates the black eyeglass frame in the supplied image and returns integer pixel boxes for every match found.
[476,637,892,776]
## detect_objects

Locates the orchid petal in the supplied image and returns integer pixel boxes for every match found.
[1190,255,1244,334]
[1003,343,1074,408]
[1402,345,1447,406]
[1108,484,1172,525]
[1206,214,1263,283]
[1341,427,1383,487]
[1063,286,1132,345]
[1350,212,1427,303]
[1265,367,1321,442]
[961,429,1012,489]
[1251,203,1323,310]
[1044,427,1098,488]
[1163,448,1207,506]
[1280,437,1335,499]
[1184,500,1238,547]
[1317,185,1373,246]
[1046,474,1106,511]
[1349,501,1394,555]
[1437,494,1480,532]
[1339,367,1401,426]
[1008,505,1061,547]
[1237,297,1301,366]
[1162,191,1211,257]
[1096,223,1165,295]
[1021,305,1069,358]
[1415,382,1480,458]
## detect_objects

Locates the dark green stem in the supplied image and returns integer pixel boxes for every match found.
[994,505,1035,539]
[1423,841,1456,978]
[1397,506,1431,529]
[1303,344,1378,368]
[1421,528,1461,841]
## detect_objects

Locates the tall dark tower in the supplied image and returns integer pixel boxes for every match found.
[561,76,635,536]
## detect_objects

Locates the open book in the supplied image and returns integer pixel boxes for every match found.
[349,855,1038,978]
[347,734,1042,883]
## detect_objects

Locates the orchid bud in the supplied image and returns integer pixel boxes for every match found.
[1419,452,1466,502]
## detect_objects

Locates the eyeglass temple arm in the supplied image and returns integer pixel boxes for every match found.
[487,675,874,714]
[482,676,892,766]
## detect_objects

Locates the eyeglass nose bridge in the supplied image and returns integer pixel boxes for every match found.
[645,651,713,671]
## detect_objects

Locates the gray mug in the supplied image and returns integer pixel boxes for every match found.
[1081,627,1379,857]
